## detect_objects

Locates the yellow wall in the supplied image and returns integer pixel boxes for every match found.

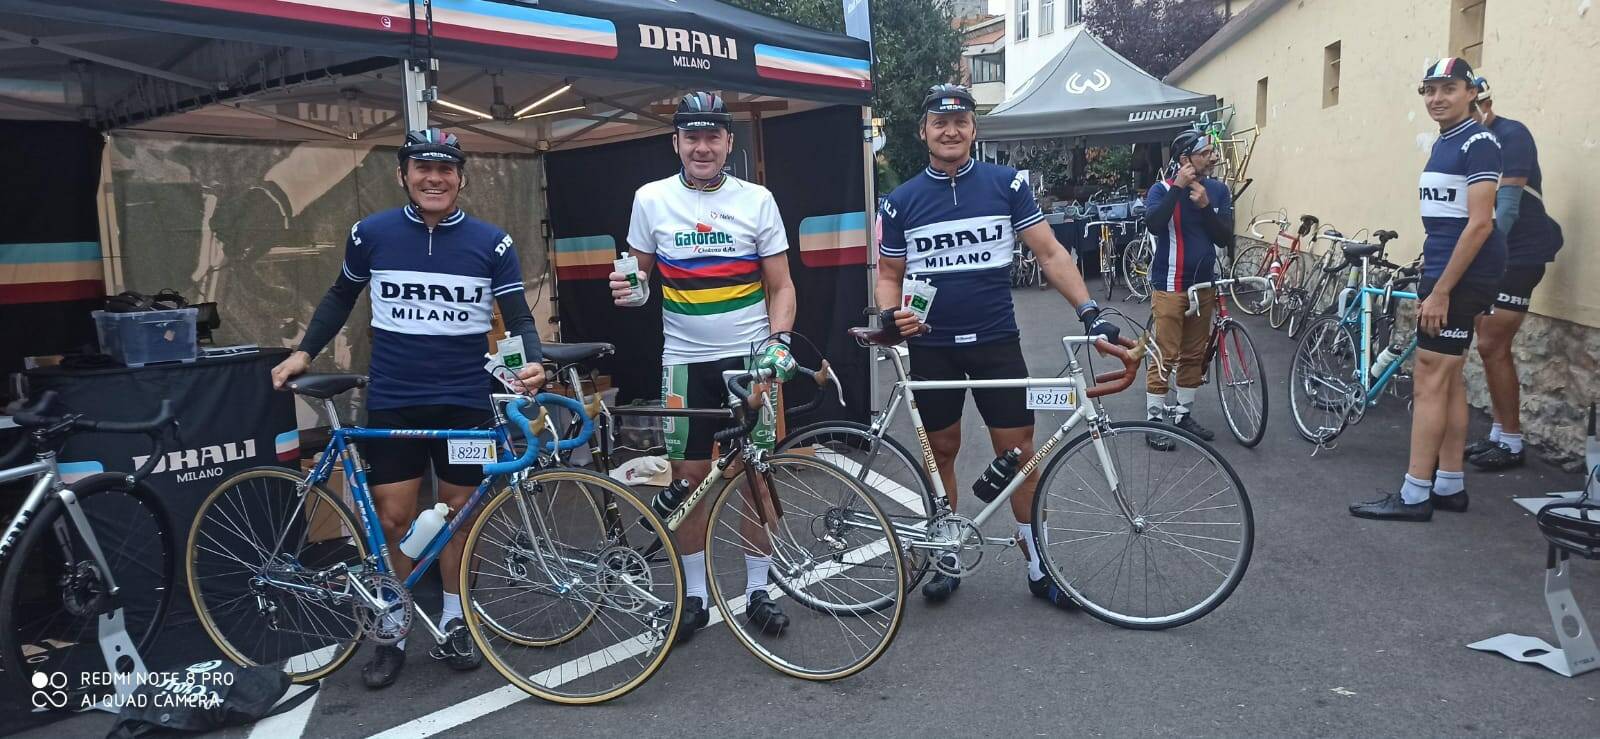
[1172,0,1599,327]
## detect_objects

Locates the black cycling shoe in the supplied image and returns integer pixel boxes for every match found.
[675,596,710,645]
[1174,413,1215,441]
[1464,437,1498,457]
[430,618,482,671]
[1349,492,1432,522]
[1430,490,1469,513]
[745,591,790,635]
[921,556,961,602]
[1145,417,1176,452]
[1470,442,1525,471]
[362,644,406,689]
[1028,573,1079,612]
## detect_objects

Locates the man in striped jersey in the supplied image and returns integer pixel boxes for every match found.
[1142,129,1235,450]
[609,92,798,642]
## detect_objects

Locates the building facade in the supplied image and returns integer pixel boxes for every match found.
[1002,0,1088,96]
[958,15,1007,111]
[1168,0,1598,464]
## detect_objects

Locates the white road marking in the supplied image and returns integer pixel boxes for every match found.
[246,683,319,739]
[370,538,896,739]
[811,449,926,515]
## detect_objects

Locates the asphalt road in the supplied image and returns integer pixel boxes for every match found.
[20,282,1599,738]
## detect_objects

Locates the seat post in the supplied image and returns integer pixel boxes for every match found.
[324,399,342,430]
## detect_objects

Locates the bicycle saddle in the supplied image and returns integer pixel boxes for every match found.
[1341,242,1383,262]
[541,341,615,366]
[848,326,902,347]
[287,374,368,399]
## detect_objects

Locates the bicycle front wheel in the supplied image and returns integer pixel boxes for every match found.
[1214,321,1269,447]
[1229,244,1271,314]
[0,473,174,708]
[1100,240,1117,300]
[1289,316,1359,444]
[706,453,906,681]
[463,468,681,705]
[186,466,367,683]
[1123,234,1153,301]
[776,421,937,591]
[1032,421,1253,629]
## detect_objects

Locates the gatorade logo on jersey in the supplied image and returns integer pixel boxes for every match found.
[674,226,737,252]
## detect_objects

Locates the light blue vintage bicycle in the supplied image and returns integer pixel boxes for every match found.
[1288,229,1421,445]
[185,378,682,705]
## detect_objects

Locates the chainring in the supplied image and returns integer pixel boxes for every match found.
[354,572,412,645]
[596,545,653,613]
[927,514,985,577]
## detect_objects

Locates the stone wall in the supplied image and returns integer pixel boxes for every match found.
[1463,312,1599,471]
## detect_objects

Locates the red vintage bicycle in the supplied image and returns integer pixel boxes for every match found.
[1147,276,1274,447]
[1230,212,1320,328]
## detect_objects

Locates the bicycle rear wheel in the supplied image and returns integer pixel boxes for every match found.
[186,466,367,683]
[463,468,681,705]
[1215,321,1269,447]
[1289,316,1359,444]
[1228,244,1272,314]
[0,473,173,708]
[706,454,906,681]
[776,421,936,590]
[1100,239,1116,300]
[1031,421,1253,629]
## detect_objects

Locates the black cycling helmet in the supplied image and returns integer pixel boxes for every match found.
[922,83,976,114]
[398,128,465,167]
[1169,129,1214,163]
[1475,74,1493,103]
[674,91,732,131]
[1419,57,1477,90]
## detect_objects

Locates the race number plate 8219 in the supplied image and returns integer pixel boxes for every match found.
[1025,386,1078,410]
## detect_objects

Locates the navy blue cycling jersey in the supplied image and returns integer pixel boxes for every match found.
[878,159,1044,347]
[1144,177,1233,292]
[341,205,525,410]
[1419,117,1506,287]
[1488,116,1563,265]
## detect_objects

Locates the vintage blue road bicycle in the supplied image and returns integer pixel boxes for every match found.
[185,377,681,705]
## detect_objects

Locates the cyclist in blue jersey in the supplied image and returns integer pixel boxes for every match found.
[270,129,547,686]
[1142,129,1234,450]
[1351,58,1505,522]
[876,84,1120,610]
[1463,76,1565,471]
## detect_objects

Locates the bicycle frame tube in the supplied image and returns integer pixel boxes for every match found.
[0,459,57,563]
[875,340,1100,529]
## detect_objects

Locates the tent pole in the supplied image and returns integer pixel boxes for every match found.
[401,59,430,131]
[862,105,879,413]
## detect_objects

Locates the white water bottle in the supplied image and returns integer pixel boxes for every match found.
[398,503,449,560]
[1370,346,1401,379]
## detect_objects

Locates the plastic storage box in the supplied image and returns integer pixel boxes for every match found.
[92,308,199,367]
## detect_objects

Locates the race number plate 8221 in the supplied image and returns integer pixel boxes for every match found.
[1025,386,1078,410]
[447,438,498,465]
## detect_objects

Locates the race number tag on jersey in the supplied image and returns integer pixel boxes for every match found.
[1026,386,1078,410]
[447,438,497,465]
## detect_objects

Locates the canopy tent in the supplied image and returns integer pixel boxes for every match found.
[0,0,879,412]
[981,26,1214,144]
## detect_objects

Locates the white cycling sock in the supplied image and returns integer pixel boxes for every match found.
[1433,469,1465,496]
[745,554,772,599]
[1400,474,1433,505]
[1175,386,1198,416]
[441,592,463,625]
[1146,392,1166,419]
[681,551,707,603]
[1501,433,1524,454]
[1489,423,1503,443]
[1019,523,1044,580]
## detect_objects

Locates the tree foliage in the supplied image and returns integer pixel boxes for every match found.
[1083,0,1224,79]
[721,0,964,182]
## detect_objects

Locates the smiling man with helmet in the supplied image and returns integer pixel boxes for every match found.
[271,128,546,687]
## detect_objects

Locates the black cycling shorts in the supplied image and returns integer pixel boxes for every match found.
[1493,264,1546,313]
[364,404,495,487]
[662,356,775,461]
[908,337,1033,433]
[1415,279,1495,356]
